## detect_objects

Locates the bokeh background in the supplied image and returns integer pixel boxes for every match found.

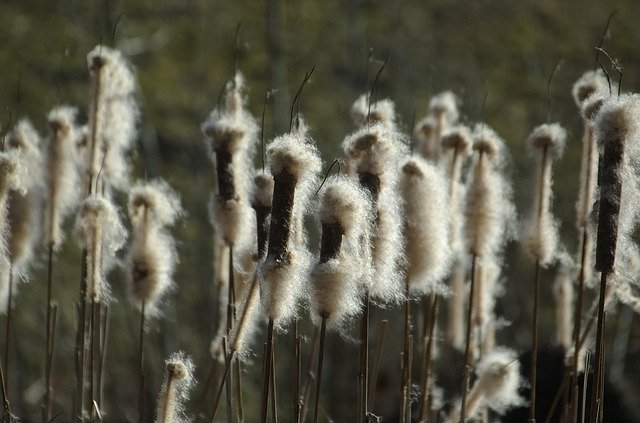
[2,0,640,421]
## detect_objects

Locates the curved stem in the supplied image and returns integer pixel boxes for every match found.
[460,254,477,423]
[313,317,327,423]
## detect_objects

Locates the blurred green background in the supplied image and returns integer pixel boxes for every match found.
[2,0,640,421]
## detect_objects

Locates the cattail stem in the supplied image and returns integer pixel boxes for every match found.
[590,271,609,422]
[224,337,233,423]
[138,302,146,423]
[192,360,219,422]
[261,318,275,423]
[401,279,411,422]
[368,319,389,411]
[2,262,13,407]
[293,322,301,423]
[530,260,541,423]
[359,292,370,423]
[44,304,59,423]
[270,340,278,423]
[0,355,10,420]
[419,293,438,421]
[313,317,327,423]
[98,305,109,409]
[43,244,55,421]
[234,359,243,423]
[460,254,478,423]
[208,349,235,423]
[74,248,88,421]
[299,326,320,423]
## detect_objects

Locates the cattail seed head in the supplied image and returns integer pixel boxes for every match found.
[572,70,608,107]
[428,91,459,125]
[441,125,473,156]
[553,258,574,350]
[75,196,127,302]
[523,123,566,265]
[350,94,396,128]
[127,179,182,313]
[309,175,373,327]
[399,156,452,295]
[0,150,27,197]
[44,106,82,249]
[155,352,195,423]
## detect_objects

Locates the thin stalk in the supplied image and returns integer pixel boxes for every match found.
[3,263,13,394]
[234,359,243,423]
[44,244,54,422]
[74,248,88,422]
[226,246,236,423]
[582,352,590,423]
[98,305,110,409]
[208,350,235,423]
[590,271,609,422]
[419,293,439,421]
[44,305,59,423]
[313,317,327,423]
[138,302,146,423]
[406,334,413,423]
[224,337,233,423]
[570,228,589,421]
[401,279,411,423]
[192,360,219,422]
[300,327,321,422]
[88,300,100,420]
[530,260,541,423]
[0,357,10,420]
[270,342,278,423]
[367,319,389,410]
[460,254,478,423]
[261,318,275,422]
[359,292,370,423]
[293,324,301,423]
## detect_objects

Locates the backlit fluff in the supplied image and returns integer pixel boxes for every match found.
[523,123,566,266]
[399,156,452,295]
[465,124,516,258]
[6,119,42,272]
[342,122,408,303]
[75,196,127,302]
[472,257,502,356]
[350,94,396,128]
[309,176,372,328]
[127,180,182,314]
[155,352,195,423]
[593,94,640,274]
[572,70,608,106]
[553,258,574,350]
[202,73,259,256]
[450,348,524,421]
[259,129,322,326]
[44,107,81,249]
[86,45,138,193]
[414,115,438,160]
[0,150,27,259]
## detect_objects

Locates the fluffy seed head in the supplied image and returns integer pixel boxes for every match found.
[428,91,459,124]
[155,352,195,423]
[441,125,473,155]
[526,123,566,156]
[399,156,452,295]
[0,150,27,196]
[252,171,274,208]
[350,94,396,128]
[581,94,606,122]
[128,179,182,227]
[572,70,608,106]
[472,348,524,414]
[75,196,127,302]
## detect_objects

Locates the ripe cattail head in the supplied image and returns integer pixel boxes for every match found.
[593,94,640,273]
[469,348,524,414]
[523,123,566,265]
[86,45,138,193]
[342,122,408,303]
[259,129,321,326]
[5,120,42,272]
[414,115,438,159]
[441,125,473,156]
[399,156,452,295]
[309,175,373,327]
[465,124,516,258]
[350,94,396,128]
[44,106,82,249]
[127,180,182,313]
[252,170,274,259]
[155,352,195,423]
[428,91,459,125]
[581,94,606,122]
[572,70,608,107]
[0,150,27,197]
[75,196,127,302]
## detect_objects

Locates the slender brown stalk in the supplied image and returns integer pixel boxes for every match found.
[44,305,58,423]
[406,334,413,423]
[300,326,320,422]
[368,319,389,410]
[270,340,278,423]
[401,279,411,422]
[234,359,243,423]
[74,248,88,422]
[530,260,541,423]
[313,317,327,423]
[98,305,110,410]
[570,228,589,420]
[138,302,146,423]
[293,323,301,423]
[460,254,478,423]
[359,292,370,423]
[419,293,438,421]
[224,337,233,423]
[590,271,608,422]
[3,263,13,396]
[261,318,275,422]
[43,244,54,422]
[0,357,10,420]
[208,350,235,423]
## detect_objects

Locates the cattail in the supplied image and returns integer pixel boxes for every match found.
[86,45,138,194]
[43,107,81,249]
[449,349,524,422]
[472,257,502,356]
[343,121,408,303]
[252,170,274,259]
[523,123,566,266]
[259,126,321,326]
[309,175,372,327]
[572,70,608,107]
[155,352,195,423]
[74,196,127,302]
[465,124,516,258]
[0,150,27,258]
[399,156,452,295]
[5,119,42,272]
[202,73,259,254]
[350,94,396,128]
[415,91,459,161]
[127,179,182,314]
[593,94,640,274]
[553,258,574,350]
